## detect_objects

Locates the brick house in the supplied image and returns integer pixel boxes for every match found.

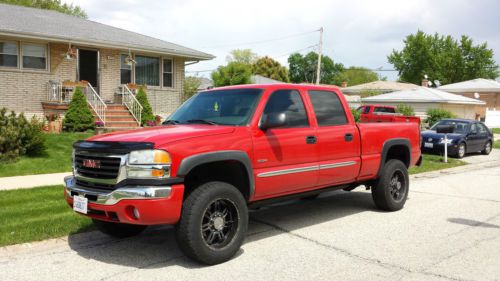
[0,4,213,130]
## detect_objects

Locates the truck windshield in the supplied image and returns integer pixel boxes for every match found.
[166,88,263,126]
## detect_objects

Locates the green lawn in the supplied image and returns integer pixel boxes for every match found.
[494,140,500,149]
[0,185,93,247]
[409,153,466,175]
[0,132,92,177]
[492,128,500,134]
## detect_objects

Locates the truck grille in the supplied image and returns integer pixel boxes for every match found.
[74,153,121,179]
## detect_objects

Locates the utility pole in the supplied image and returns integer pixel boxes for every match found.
[315,27,323,85]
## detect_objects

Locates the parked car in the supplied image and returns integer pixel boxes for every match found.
[64,84,421,265]
[357,105,420,125]
[421,119,493,158]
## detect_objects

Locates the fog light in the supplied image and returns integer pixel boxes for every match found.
[133,207,140,219]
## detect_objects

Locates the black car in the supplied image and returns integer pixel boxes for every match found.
[421,119,493,158]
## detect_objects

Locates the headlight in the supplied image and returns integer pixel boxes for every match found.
[127,150,171,179]
[129,150,171,165]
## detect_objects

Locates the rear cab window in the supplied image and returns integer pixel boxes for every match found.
[307,90,348,126]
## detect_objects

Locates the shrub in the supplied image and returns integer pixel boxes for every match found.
[396,104,415,116]
[63,88,95,132]
[0,108,47,163]
[425,108,455,126]
[351,108,361,123]
[135,87,154,126]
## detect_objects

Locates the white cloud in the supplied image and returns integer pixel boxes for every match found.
[71,0,500,80]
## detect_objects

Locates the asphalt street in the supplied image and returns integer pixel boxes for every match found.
[1,159,500,281]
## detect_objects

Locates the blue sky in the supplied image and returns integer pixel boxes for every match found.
[72,0,500,81]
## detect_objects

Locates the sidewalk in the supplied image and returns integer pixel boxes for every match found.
[0,172,71,191]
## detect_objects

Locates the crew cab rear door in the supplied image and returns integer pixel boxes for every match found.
[252,89,318,198]
[306,90,361,186]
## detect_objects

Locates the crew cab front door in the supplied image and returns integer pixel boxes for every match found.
[252,89,318,199]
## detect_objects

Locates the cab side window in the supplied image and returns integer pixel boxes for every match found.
[262,90,309,128]
[308,90,348,126]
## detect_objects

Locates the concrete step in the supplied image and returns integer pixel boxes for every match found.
[95,127,141,134]
[105,121,139,128]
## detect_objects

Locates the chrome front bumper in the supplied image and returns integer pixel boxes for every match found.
[64,176,171,205]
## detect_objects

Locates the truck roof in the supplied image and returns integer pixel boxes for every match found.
[204,83,342,92]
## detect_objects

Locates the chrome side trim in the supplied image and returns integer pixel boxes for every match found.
[319,161,357,170]
[64,176,171,205]
[257,161,357,178]
[257,166,318,178]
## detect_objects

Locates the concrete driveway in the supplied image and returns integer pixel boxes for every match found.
[1,160,500,281]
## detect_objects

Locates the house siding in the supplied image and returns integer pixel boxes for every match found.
[0,42,77,117]
[0,40,185,118]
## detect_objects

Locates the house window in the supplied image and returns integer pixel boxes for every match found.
[22,43,47,69]
[163,58,173,87]
[120,54,132,84]
[0,41,18,68]
[135,55,159,86]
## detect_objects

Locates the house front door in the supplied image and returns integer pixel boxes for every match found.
[78,49,99,92]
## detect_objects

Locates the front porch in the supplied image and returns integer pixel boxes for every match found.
[42,81,142,132]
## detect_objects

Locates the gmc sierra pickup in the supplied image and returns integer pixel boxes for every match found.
[65,84,421,265]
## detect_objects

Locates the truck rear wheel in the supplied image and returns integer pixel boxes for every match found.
[371,159,409,211]
[175,181,248,265]
[92,219,147,238]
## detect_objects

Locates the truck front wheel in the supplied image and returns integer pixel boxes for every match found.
[92,219,147,238]
[371,159,409,211]
[175,181,248,265]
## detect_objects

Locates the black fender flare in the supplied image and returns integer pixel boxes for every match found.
[176,150,255,197]
[377,138,411,177]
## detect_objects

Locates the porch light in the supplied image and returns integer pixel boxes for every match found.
[64,43,76,60]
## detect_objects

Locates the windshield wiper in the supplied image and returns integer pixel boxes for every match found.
[186,119,219,125]
[162,119,181,125]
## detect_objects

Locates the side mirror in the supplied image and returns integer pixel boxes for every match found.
[436,124,454,134]
[260,113,286,131]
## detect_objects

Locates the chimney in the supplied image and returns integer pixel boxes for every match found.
[341,81,348,88]
[421,79,429,87]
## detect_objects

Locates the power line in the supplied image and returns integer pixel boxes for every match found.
[201,29,320,49]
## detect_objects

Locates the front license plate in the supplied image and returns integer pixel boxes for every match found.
[424,142,434,148]
[73,196,88,214]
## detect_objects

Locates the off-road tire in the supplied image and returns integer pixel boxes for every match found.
[482,141,492,155]
[371,159,409,211]
[175,181,248,265]
[92,219,147,238]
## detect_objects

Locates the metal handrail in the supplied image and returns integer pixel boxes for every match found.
[85,83,107,125]
[122,85,143,126]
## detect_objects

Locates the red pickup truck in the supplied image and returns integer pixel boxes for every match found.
[358,105,421,125]
[64,84,421,265]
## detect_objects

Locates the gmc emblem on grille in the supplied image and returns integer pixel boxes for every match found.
[82,159,101,169]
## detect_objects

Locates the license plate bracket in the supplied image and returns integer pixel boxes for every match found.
[73,195,88,214]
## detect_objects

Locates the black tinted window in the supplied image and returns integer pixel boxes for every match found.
[478,124,488,134]
[308,90,348,126]
[262,90,308,128]
[364,106,371,114]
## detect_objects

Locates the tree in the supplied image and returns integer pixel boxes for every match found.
[211,62,252,87]
[135,88,154,126]
[288,52,344,84]
[226,49,258,65]
[183,76,202,102]
[334,67,379,87]
[1,0,87,18]
[425,108,455,127]
[63,87,94,132]
[388,30,499,85]
[252,56,290,82]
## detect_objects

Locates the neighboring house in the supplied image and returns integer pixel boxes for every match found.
[362,87,485,120]
[342,80,419,95]
[251,74,282,84]
[197,77,213,91]
[438,78,500,127]
[0,4,213,130]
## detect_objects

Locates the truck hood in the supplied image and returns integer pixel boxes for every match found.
[88,125,235,145]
